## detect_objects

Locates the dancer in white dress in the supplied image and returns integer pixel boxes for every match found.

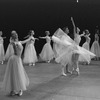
[71,17,85,75]
[82,30,90,50]
[79,30,91,64]
[23,30,38,66]
[0,31,5,64]
[63,27,73,74]
[5,36,14,61]
[2,31,30,96]
[91,30,100,60]
[39,31,54,63]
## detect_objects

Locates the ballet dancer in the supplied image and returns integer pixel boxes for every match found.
[39,31,54,63]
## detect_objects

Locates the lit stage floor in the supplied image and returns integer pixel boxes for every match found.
[0,60,100,100]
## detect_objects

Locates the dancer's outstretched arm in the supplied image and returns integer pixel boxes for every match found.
[80,31,85,37]
[20,37,31,44]
[39,36,47,39]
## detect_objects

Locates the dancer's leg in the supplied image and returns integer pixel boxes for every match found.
[61,65,67,76]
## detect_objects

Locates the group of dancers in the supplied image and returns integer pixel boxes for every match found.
[0,17,100,96]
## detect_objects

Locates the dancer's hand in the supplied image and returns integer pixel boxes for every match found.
[71,17,73,21]
[35,38,39,40]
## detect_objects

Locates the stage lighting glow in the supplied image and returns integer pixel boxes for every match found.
[77,0,79,3]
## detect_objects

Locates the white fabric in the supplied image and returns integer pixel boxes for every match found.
[91,40,100,57]
[39,36,54,61]
[52,28,95,66]
[2,42,29,93]
[0,37,5,61]
[23,36,38,64]
[5,44,14,61]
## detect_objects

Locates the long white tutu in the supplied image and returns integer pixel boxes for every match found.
[91,41,100,57]
[82,42,90,50]
[0,43,5,61]
[79,42,91,63]
[5,44,14,61]
[2,55,29,93]
[52,28,96,66]
[53,43,63,58]
[23,43,38,64]
[40,43,54,61]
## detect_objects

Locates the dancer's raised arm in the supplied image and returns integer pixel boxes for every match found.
[71,17,76,36]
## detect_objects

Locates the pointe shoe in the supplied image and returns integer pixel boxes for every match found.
[66,71,72,74]
[0,61,3,64]
[1,61,3,64]
[29,63,32,66]
[32,63,35,66]
[62,73,67,76]
[76,71,80,75]
[47,60,50,63]
[17,90,23,96]
[9,91,16,96]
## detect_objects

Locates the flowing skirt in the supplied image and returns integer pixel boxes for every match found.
[40,43,54,61]
[55,45,95,66]
[0,43,5,61]
[82,42,89,50]
[5,44,14,61]
[79,42,91,63]
[23,43,38,64]
[91,41,100,57]
[2,55,29,93]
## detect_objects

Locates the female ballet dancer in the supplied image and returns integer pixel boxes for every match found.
[39,31,54,63]
[0,31,6,64]
[91,29,100,60]
[79,30,91,64]
[23,30,38,66]
[2,31,30,96]
[82,30,90,50]
[5,35,15,61]
[71,17,85,75]
[71,17,95,74]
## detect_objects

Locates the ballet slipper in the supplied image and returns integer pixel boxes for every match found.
[17,90,23,96]
[62,73,67,76]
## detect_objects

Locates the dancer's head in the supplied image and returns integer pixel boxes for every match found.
[63,27,69,34]
[84,29,90,35]
[45,31,50,36]
[11,30,18,41]
[0,31,3,36]
[29,30,34,36]
[95,29,99,35]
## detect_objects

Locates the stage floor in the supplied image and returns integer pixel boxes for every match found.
[0,60,100,100]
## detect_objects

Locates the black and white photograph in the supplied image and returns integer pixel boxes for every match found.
[0,0,100,100]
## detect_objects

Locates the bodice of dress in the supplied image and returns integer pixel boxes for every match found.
[95,34,99,41]
[25,36,35,45]
[46,36,51,43]
[10,37,15,43]
[29,36,35,43]
[13,42,23,56]
[86,36,91,43]
[0,37,3,44]
[74,34,81,45]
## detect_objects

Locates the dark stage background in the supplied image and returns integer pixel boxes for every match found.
[0,0,100,55]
